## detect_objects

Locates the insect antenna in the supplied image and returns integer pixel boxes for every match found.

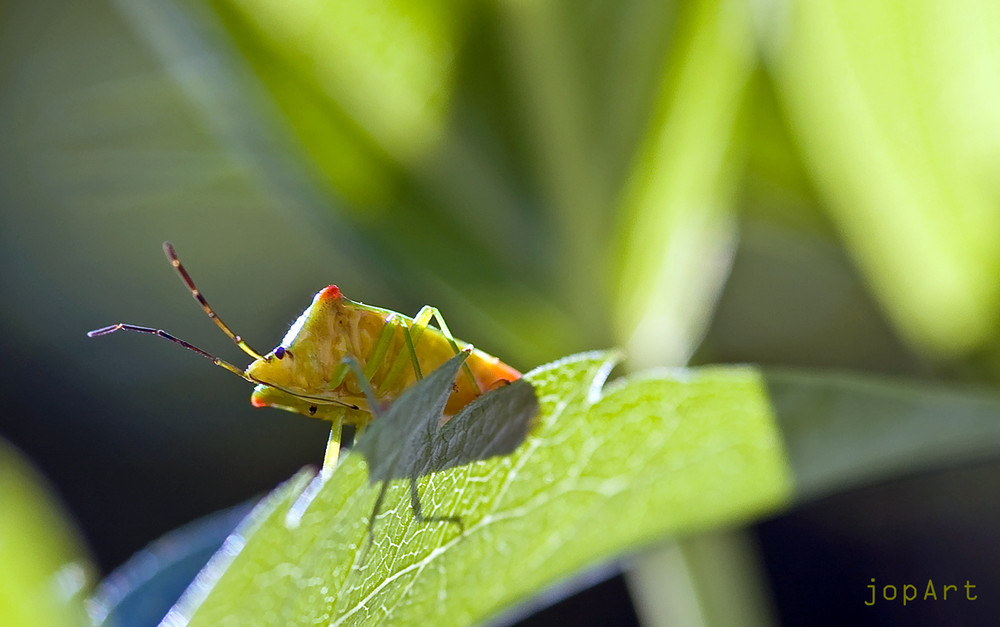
[87,323,256,382]
[163,242,265,361]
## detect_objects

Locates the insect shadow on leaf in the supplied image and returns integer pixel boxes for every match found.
[350,351,539,560]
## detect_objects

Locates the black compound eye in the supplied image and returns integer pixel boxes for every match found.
[308,405,317,416]
[274,347,286,359]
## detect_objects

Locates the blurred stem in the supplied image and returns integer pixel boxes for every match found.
[613,0,749,367]
[613,0,770,622]
[497,0,612,342]
[627,529,777,627]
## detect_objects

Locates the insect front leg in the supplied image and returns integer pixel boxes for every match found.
[320,353,388,474]
[320,408,346,476]
[322,313,420,474]
[324,313,409,416]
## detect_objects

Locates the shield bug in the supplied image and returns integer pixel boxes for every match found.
[88,242,523,468]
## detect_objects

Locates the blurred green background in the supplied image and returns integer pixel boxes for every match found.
[2,0,1000,624]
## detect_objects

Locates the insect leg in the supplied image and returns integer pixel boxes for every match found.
[323,313,405,396]
[368,315,426,394]
[379,305,479,394]
[338,356,382,417]
[320,317,414,475]
[320,408,346,475]
[411,306,482,394]
[363,313,404,382]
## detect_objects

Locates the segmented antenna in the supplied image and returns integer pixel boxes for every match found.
[162,242,265,361]
[87,323,254,381]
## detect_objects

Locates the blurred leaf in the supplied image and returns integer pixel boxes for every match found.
[203,0,464,206]
[767,370,1000,501]
[613,0,755,368]
[165,352,792,625]
[0,440,92,627]
[129,0,770,366]
[763,0,1000,357]
[117,0,581,365]
[89,502,254,627]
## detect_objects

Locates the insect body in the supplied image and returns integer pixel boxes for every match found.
[245,284,521,424]
[88,243,521,468]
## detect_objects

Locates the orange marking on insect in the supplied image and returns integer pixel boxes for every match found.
[319,285,342,301]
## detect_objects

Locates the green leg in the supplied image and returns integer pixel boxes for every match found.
[320,408,346,476]
[363,313,403,382]
[379,305,481,395]
[320,317,405,476]
[344,310,475,558]
[324,313,404,391]
[320,351,392,477]
[333,355,396,563]
[339,356,382,415]
[409,305,483,393]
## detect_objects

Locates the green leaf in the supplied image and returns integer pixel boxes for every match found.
[0,440,92,627]
[167,352,792,625]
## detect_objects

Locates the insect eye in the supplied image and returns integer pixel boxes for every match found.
[274,346,286,359]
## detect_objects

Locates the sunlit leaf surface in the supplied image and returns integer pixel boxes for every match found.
[165,352,792,626]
